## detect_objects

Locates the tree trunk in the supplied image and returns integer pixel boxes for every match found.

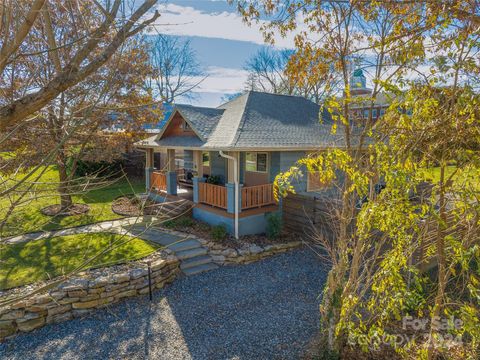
[428,163,448,359]
[56,150,73,211]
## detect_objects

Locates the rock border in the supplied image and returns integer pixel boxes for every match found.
[155,227,303,266]
[204,240,303,265]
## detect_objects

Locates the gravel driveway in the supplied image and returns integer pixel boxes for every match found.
[0,249,327,360]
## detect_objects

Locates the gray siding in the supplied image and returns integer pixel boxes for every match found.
[183,150,194,170]
[279,151,308,193]
[269,152,280,183]
[240,152,245,184]
[209,151,228,184]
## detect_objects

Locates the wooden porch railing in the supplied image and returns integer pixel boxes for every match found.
[150,171,167,192]
[198,182,227,209]
[241,183,275,210]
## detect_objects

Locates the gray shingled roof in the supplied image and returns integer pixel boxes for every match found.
[175,104,223,140]
[136,91,349,150]
[212,91,343,148]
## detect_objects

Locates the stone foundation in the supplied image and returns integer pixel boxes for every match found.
[0,254,180,341]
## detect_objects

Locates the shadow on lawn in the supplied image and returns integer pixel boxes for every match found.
[0,233,158,290]
[0,237,57,290]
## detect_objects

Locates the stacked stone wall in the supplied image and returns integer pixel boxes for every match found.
[0,256,179,341]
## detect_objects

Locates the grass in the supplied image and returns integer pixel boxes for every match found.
[420,165,480,191]
[0,166,145,237]
[0,232,161,290]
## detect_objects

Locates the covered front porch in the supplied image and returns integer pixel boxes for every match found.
[143,148,279,236]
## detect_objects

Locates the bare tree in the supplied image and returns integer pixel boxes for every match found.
[244,47,334,103]
[0,0,160,129]
[244,47,295,94]
[148,35,205,103]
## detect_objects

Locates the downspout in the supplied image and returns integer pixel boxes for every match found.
[219,151,239,239]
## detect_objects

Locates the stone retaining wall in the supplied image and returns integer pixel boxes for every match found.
[0,231,302,342]
[204,241,303,265]
[0,255,180,341]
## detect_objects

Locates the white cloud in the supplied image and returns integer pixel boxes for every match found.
[191,66,250,94]
[147,3,296,48]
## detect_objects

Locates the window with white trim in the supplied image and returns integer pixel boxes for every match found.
[245,152,268,173]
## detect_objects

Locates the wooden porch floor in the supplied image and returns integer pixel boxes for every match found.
[151,186,194,202]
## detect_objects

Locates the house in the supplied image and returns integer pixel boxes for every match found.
[349,68,389,120]
[134,89,359,238]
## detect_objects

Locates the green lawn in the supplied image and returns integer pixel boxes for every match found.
[0,166,145,237]
[420,165,480,191]
[0,232,160,290]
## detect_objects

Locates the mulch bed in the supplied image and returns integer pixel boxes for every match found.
[41,203,89,217]
[113,196,297,247]
[111,195,175,217]
[168,218,298,248]
[111,196,143,216]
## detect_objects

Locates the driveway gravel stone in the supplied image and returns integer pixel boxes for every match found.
[0,249,327,360]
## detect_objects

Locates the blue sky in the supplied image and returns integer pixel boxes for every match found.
[146,0,294,107]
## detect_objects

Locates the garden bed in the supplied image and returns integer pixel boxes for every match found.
[111,195,179,217]
[162,216,298,248]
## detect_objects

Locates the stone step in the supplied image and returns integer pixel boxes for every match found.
[182,262,219,276]
[167,239,202,252]
[134,232,184,247]
[180,254,212,269]
[176,247,208,260]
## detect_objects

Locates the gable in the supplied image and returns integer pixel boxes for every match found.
[159,111,198,139]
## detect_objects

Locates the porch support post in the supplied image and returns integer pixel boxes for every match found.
[226,183,242,214]
[227,151,240,183]
[193,176,205,204]
[193,150,203,178]
[166,149,176,171]
[166,172,177,195]
[226,151,241,214]
[145,148,154,192]
[166,149,177,195]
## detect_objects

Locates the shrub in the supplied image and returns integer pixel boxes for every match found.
[206,175,222,185]
[197,222,211,232]
[210,224,228,241]
[162,216,194,229]
[66,158,124,178]
[266,212,282,240]
[176,216,194,227]
[163,219,176,229]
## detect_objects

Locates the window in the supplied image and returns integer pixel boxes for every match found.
[380,108,385,116]
[202,152,210,167]
[307,171,327,192]
[246,152,268,173]
[372,109,377,118]
[363,109,370,118]
[182,121,191,131]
